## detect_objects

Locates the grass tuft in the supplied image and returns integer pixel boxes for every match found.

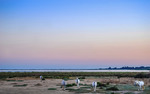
[124,92,134,94]
[13,84,27,87]
[6,80,23,82]
[106,86,119,91]
[48,88,57,90]
[66,83,76,87]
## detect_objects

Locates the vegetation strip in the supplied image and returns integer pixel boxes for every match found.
[0,72,149,79]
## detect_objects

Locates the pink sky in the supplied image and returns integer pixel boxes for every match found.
[0,0,150,69]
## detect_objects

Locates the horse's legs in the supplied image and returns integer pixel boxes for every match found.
[77,83,79,88]
[139,85,141,91]
[64,86,66,90]
[94,86,96,92]
[62,86,64,90]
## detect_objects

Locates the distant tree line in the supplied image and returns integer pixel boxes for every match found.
[99,66,150,70]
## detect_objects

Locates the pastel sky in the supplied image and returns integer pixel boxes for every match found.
[0,0,150,69]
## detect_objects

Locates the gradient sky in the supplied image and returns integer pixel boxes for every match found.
[0,0,150,69]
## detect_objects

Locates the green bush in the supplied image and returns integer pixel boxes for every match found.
[134,73,149,78]
[6,80,16,81]
[63,78,69,81]
[106,82,110,85]
[13,84,27,87]
[48,88,57,90]
[66,83,76,87]
[79,76,85,79]
[106,86,119,91]
[72,83,76,86]
[124,92,134,94]
[97,82,107,87]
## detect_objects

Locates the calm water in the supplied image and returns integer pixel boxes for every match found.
[0,70,149,72]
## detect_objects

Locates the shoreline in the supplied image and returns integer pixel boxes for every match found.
[0,69,150,72]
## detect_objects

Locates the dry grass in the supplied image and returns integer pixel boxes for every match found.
[97,77,150,86]
[0,77,150,94]
[34,83,42,86]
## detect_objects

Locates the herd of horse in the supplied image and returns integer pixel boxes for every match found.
[40,76,145,92]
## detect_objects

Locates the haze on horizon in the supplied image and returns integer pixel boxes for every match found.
[0,0,150,69]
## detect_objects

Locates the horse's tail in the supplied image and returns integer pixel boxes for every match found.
[142,85,145,90]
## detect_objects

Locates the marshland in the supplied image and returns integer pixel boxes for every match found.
[0,72,150,94]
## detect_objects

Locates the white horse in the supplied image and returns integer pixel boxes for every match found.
[61,80,67,90]
[76,78,80,88]
[92,82,97,92]
[134,80,145,91]
[40,75,43,82]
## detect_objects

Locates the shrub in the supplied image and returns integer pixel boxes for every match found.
[66,83,76,87]
[124,92,134,94]
[48,88,57,90]
[63,78,68,81]
[106,86,119,91]
[106,82,110,85]
[66,88,76,92]
[13,84,27,87]
[35,83,42,86]
[72,83,76,86]
[100,87,103,89]
[97,82,107,87]
[134,73,149,78]
[79,76,85,79]
[17,80,24,82]
[6,80,16,82]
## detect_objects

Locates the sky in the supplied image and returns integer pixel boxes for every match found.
[0,0,150,69]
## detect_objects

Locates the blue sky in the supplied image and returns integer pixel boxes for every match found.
[0,0,150,69]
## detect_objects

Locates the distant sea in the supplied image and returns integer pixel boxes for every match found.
[0,69,149,72]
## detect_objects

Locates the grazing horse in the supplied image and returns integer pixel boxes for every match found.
[40,75,43,82]
[92,82,97,92]
[75,78,80,88]
[61,80,67,90]
[134,80,145,91]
